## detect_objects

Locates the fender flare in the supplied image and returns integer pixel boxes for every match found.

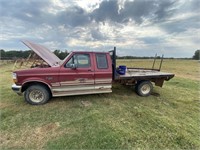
[21,79,53,95]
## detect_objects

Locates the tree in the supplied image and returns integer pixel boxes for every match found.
[193,50,200,60]
[0,49,6,58]
[53,50,69,60]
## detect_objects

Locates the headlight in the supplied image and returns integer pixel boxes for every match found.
[12,73,17,83]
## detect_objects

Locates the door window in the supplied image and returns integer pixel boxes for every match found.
[65,54,91,68]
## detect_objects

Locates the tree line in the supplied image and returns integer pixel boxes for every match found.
[0,49,69,60]
[0,49,199,60]
[0,49,31,59]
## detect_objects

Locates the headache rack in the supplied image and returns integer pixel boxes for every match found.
[109,47,165,80]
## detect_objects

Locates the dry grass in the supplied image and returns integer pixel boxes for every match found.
[0,122,78,149]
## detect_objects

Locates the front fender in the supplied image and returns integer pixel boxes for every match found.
[21,78,53,94]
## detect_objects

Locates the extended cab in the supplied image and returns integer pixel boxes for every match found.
[12,41,174,105]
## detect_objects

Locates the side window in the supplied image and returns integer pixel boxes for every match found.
[65,54,91,68]
[96,54,108,69]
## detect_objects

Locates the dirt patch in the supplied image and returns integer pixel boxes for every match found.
[35,122,60,134]
[0,132,15,147]
[81,101,92,107]
[0,122,79,149]
[151,92,160,97]
[0,122,63,149]
[0,102,14,109]
[18,122,61,149]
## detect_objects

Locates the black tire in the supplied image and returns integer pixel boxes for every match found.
[135,81,153,96]
[24,85,50,105]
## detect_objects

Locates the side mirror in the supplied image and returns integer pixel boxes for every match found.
[70,64,77,69]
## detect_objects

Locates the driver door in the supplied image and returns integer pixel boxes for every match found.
[57,53,95,96]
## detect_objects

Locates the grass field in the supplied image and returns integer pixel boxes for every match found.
[0,59,199,149]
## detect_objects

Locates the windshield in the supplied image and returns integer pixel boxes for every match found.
[60,52,73,65]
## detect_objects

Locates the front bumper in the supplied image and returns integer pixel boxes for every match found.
[12,84,22,95]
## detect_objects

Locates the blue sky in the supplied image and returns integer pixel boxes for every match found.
[0,0,199,57]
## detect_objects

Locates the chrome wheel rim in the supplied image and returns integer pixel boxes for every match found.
[141,84,151,95]
[29,89,44,103]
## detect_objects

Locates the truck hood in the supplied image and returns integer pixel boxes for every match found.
[22,40,61,67]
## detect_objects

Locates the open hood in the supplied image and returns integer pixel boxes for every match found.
[22,40,61,67]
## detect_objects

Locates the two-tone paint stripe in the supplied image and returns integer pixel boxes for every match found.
[60,79,94,86]
[95,78,112,84]
[52,78,112,87]
[52,84,112,92]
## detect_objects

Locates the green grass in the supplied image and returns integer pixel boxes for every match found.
[0,60,199,149]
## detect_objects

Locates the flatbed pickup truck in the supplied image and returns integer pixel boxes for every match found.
[12,41,174,105]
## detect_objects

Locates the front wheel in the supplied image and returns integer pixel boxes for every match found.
[135,81,153,96]
[24,85,50,105]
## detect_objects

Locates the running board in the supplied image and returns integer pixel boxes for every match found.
[52,89,112,97]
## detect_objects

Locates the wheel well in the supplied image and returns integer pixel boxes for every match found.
[21,82,52,96]
[136,80,147,84]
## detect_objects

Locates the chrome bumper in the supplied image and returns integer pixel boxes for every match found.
[12,84,22,95]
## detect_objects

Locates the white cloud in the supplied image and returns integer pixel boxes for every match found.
[0,0,199,58]
[75,0,102,12]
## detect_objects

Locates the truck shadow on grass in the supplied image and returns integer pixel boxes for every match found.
[47,82,164,108]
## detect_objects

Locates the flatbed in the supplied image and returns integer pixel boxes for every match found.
[110,48,175,96]
[119,68,174,79]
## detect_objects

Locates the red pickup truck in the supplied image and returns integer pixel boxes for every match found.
[12,41,174,105]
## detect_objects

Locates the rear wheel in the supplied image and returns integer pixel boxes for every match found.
[24,85,50,105]
[135,81,153,96]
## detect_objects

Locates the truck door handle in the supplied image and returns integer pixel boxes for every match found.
[88,69,93,72]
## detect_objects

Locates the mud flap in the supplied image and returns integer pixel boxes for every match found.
[154,79,164,87]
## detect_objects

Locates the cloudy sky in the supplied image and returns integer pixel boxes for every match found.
[0,0,199,57]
